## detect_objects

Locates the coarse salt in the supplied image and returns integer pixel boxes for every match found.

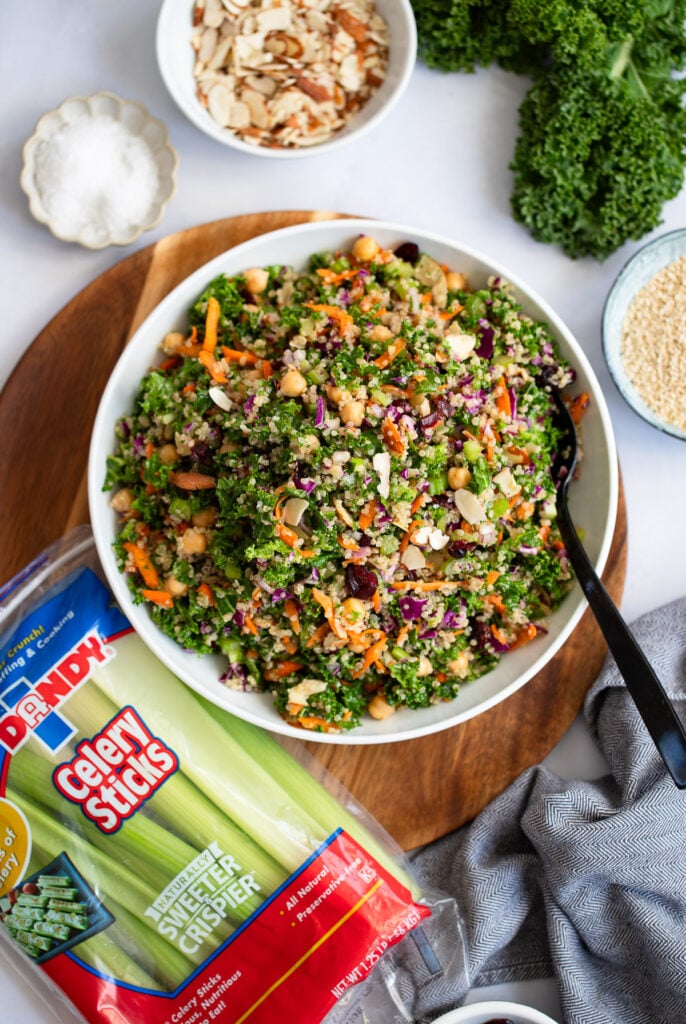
[33,113,160,244]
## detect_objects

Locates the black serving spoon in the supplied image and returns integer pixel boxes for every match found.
[550,388,686,788]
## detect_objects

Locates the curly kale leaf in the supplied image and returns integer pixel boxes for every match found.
[410,0,541,73]
[510,61,686,259]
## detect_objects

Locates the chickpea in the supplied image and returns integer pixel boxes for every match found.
[409,392,431,417]
[279,368,308,397]
[244,267,269,294]
[162,331,186,354]
[326,384,352,405]
[446,270,467,292]
[448,466,472,490]
[341,597,368,625]
[448,651,470,679]
[369,324,393,342]
[192,506,218,528]
[367,693,395,720]
[417,655,433,677]
[158,443,179,465]
[352,235,380,262]
[339,400,365,427]
[181,529,207,556]
[165,576,189,597]
[110,487,134,513]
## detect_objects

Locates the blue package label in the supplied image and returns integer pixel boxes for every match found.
[0,569,130,758]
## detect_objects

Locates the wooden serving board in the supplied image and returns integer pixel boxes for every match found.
[0,210,627,850]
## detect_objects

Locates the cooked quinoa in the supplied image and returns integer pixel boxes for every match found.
[105,234,579,733]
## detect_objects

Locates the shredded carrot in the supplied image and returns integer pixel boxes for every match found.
[303,302,353,334]
[276,524,299,548]
[123,542,161,590]
[399,519,425,555]
[506,445,531,464]
[373,338,406,369]
[396,623,411,646]
[243,615,259,636]
[515,501,535,521]
[221,346,259,365]
[538,524,551,544]
[145,442,155,460]
[351,636,387,679]
[410,493,427,516]
[337,534,362,552]
[197,582,215,606]
[486,570,501,587]
[569,391,590,424]
[435,672,448,683]
[510,623,538,649]
[203,296,221,353]
[315,267,358,285]
[140,588,174,609]
[198,349,228,384]
[299,549,317,558]
[263,660,303,681]
[358,498,377,530]
[181,382,196,395]
[372,588,381,613]
[381,415,405,455]
[439,304,464,321]
[306,623,330,648]
[485,593,507,615]
[390,580,463,591]
[282,636,298,655]
[169,471,216,490]
[160,357,181,371]
[419,292,433,306]
[284,599,301,635]
[296,716,338,732]
[491,623,509,647]
[312,588,348,640]
[494,376,512,419]
[261,359,273,379]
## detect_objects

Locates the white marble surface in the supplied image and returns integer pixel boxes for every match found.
[2,1,685,1021]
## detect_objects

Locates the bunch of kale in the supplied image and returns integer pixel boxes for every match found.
[411,0,686,259]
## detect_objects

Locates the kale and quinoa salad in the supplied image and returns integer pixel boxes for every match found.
[105,234,588,733]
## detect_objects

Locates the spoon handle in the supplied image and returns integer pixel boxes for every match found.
[557,501,686,788]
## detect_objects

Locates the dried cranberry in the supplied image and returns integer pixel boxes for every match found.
[447,540,476,558]
[191,441,214,467]
[394,241,420,264]
[344,563,378,600]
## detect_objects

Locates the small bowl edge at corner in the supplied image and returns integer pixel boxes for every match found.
[601,228,686,442]
[432,998,560,1024]
[20,91,179,250]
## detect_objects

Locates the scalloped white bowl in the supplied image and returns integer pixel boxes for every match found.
[156,0,416,158]
[21,92,178,249]
[88,218,618,745]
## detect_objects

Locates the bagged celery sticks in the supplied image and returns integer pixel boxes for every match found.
[0,528,465,1024]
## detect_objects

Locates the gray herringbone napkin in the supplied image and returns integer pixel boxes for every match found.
[407,596,686,1024]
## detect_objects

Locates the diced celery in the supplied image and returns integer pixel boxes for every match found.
[463,439,482,463]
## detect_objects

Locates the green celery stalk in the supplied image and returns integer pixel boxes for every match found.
[6,788,202,975]
[90,633,327,870]
[62,686,287,897]
[198,696,420,896]
[75,932,160,990]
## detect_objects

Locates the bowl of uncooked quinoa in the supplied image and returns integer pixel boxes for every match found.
[20,92,178,249]
[156,0,416,157]
[603,228,686,442]
[88,218,618,744]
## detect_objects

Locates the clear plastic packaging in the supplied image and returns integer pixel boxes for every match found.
[0,527,468,1023]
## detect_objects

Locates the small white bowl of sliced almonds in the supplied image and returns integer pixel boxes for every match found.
[156,0,416,157]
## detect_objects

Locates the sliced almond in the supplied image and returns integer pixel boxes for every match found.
[282,497,309,527]
[401,545,426,571]
[242,87,270,128]
[453,489,487,524]
[208,83,233,127]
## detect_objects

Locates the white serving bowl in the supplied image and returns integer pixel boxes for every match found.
[602,228,686,442]
[88,218,618,745]
[434,999,559,1024]
[20,92,178,250]
[156,0,416,158]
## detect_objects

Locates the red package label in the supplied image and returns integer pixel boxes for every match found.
[43,828,429,1024]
